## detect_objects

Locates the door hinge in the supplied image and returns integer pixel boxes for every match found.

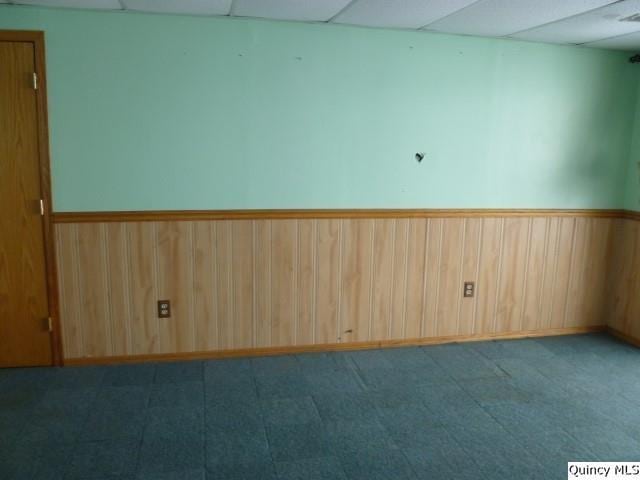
[46,317,53,332]
[32,72,38,90]
[39,199,44,216]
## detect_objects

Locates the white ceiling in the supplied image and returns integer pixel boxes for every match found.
[5,0,640,51]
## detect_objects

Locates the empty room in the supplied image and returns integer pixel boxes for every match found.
[3,0,640,479]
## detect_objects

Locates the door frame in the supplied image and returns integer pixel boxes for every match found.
[1,30,63,366]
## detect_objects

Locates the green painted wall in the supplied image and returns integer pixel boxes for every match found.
[1,5,638,212]
[624,80,640,211]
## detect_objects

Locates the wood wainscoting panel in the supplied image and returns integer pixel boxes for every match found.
[157,221,194,354]
[76,223,111,358]
[55,214,615,360]
[314,219,341,344]
[495,217,530,334]
[403,219,427,339]
[192,221,218,351]
[521,217,550,332]
[607,218,640,338]
[474,218,503,335]
[296,219,316,346]
[271,220,297,347]
[104,223,132,356]
[458,218,481,336]
[370,219,395,342]
[340,219,374,343]
[55,224,83,358]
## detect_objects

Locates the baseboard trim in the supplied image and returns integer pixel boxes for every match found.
[64,325,606,366]
[607,326,640,348]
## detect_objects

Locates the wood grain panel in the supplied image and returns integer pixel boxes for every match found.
[403,219,427,339]
[608,219,637,333]
[340,219,374,342]
[271,220,296,346]
[156,221,194,353]
[104,223,131,355]
[458,218,481,335]
[296,219,315,345]
[215,221,233,350]
[495,218,530,333]
[474,218,502,334]
[231,220,254,349]
[584,219,613,327]
[254,220,272,347]
[564,218,612,328]
[315,219,341,344]
[76,223,111,357]
[390,219,409,339]
[548,218,576,329]
[127,222,159,354]
[521,217,549,332]
[539,217,561,330]
[193,221,217,351]
[55,224,83,358]
[370,219,395,341]
[55,215,619,360]
[623,222,640,339]
[436,218,465,337]
[422,219,442,337]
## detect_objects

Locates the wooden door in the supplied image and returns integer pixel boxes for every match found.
[0,39,52,366]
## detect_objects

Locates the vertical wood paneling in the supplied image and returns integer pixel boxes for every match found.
[458,218,481,335]
[404,219,427,339]
[296,219,315,345]
[232,220,254,349]
[56,215,620,359]
[605,218,640,339]
[215,221,233,350]
[390,219,409,339]
[608,219,637,333]
[77,223,111,357]
[254,220,272,347]
[340,219,374,342]
[617,220,640,338]
[564,218,611,328]
[104,223,131,355]
[55,224,83,358]
[474,218,502,334]
[539,217,560,329]
[436,218,465,336]
[156,221,194,353]
[315,219,341,344]
[271,220,296,346]
[193,221,217,351]
[126,222,159,354]
[521,218,549,331]
[422,218,442,337]
[564,218,589,328]
[549,218,575,328]
[584,219,613,327]
[495,218,530,333]
[370,219,395,341]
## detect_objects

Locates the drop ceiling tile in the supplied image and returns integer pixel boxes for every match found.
[13,0,122,9]
[512,0,640,45]
[122,0,232,16]
[232,0,353,22]
[426,0,616,37]
[332,0,477,29]
[587,30,640,50]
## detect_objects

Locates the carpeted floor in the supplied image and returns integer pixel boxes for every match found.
[1,333,640,479]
